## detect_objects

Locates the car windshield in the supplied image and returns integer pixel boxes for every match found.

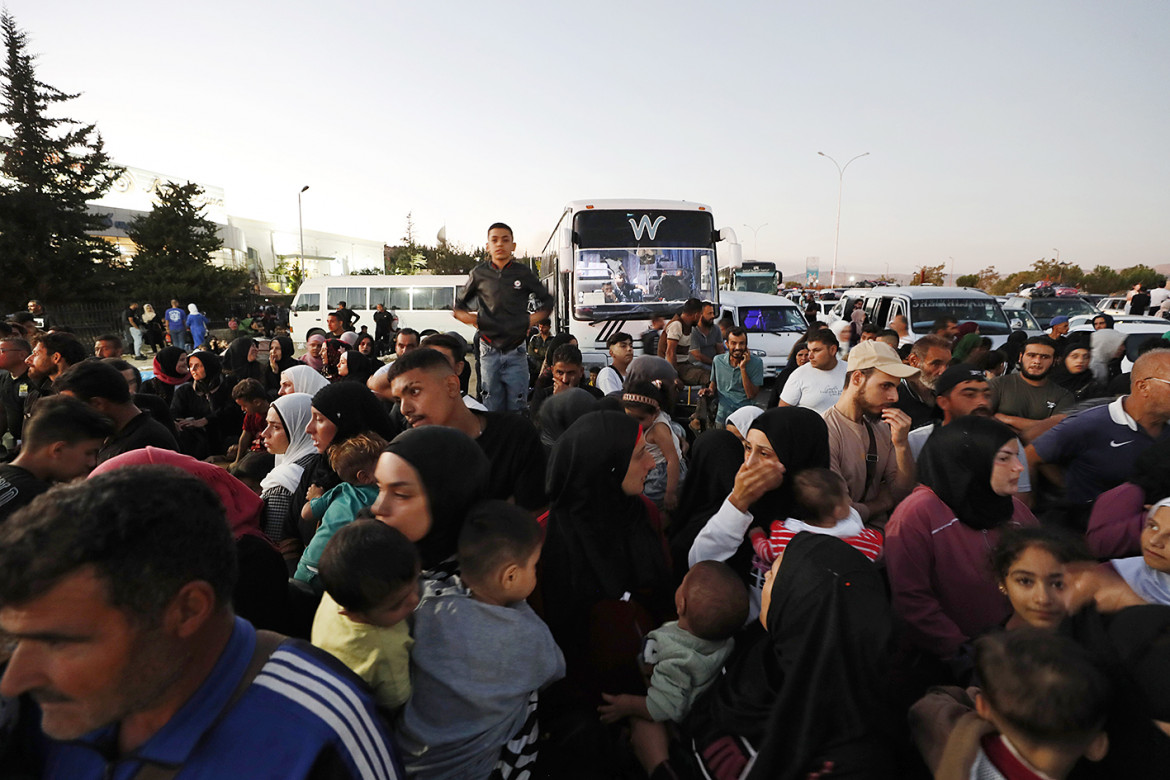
[910,298,1011,335]
[1005,309,1040,330]
[1029,298,1097,326]
[738,306,807,333]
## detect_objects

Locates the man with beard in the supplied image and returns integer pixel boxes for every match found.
[0,468,402,778]
[23,333,87,426]
[823,340,919,527]
[704,326,763,428]
[893,335,951,429]
[687,301,725,373]
[907,365,1034,506]
[990,336,1073,443]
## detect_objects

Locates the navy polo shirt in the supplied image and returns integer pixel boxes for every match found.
[41,617,402,780]
[1032,396,1170,505]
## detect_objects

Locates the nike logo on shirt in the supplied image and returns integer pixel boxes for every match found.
[1110,440,1134,448]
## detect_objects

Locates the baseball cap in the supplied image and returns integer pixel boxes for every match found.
[845,340,919,378]
[1049,315,1070,327]
[935,365,989,397]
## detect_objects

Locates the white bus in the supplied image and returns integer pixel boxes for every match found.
[288,274,477,345]
[539,199,741,367]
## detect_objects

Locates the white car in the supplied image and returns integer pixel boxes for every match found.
[1096,297,1129,316]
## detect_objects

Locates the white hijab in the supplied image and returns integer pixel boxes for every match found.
[726,405,764,436]
[260,392,317,494]
[188,303,201,315]
[282,365,329,396]
[1111,498,1170,606]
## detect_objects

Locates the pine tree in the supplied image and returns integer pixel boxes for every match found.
[126,180,248,309]
[0,11,124,311]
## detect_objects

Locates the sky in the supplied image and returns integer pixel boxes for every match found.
[10,1,1170,281]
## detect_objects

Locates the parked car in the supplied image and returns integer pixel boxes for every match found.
[826,286,1014,347]
[1002,306,1045,338]
[1007,296,1098,329]
[1096,296,1128,315]
[717,291,808,379]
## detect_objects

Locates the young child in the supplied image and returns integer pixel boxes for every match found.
[598,561,748,777]
[398,500,565,779]
[294,432,387,584]
[229,378,270,466]
[749,467,884,563]
[912,629,1112,779]
[622,381,686,512]
[311,518,420,713]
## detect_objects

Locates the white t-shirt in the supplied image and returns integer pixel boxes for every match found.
[596,366,623,395]
[664,319,691,365]
[779,361,847,414]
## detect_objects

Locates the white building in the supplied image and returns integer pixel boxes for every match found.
[87,164,386,292]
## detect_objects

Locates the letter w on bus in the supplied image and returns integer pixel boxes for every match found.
[628,215,667,241]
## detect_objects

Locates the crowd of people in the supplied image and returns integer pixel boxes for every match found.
[1,229,1170,780]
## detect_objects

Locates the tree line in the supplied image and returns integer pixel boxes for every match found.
[952,258,1163,296]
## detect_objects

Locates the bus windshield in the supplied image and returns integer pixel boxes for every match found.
[734,273,777,294]
[572,209,716,319]
[910,298,1012,336]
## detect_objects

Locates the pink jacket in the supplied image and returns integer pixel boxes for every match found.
[885,485,1037,659]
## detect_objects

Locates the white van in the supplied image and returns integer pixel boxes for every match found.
[717,291,808,379]
[826,286,1014,347]
[289,274,476,345]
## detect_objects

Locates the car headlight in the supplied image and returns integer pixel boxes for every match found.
[750,349,766,357]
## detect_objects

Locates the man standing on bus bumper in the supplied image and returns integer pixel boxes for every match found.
[454,222,553,413]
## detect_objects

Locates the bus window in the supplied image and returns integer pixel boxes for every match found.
[369,288,390,310]
[411,287,455,311]
[327,287,368,310]
[293,293,320,313]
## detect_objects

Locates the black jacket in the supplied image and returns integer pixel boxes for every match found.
[455,260,553,351]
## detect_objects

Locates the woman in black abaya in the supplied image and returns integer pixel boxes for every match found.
[686,533,897,780]
[541,411,674,698]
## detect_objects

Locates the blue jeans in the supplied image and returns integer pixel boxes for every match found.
[479,341,529,413]
[169,329,189,350]
[128,328,144,356]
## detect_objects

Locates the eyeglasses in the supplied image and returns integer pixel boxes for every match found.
[1144,377,1170,388]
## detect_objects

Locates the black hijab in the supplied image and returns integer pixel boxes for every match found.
[688,533,895,780]
[748,407,831,523]
[310,382,400,445]
[545,411,672,609]
[1051,335,1101,400]
[669,430,744,584]
[224,338,259,376]
[154,346,189,382]
[189,350,223,395]
[340,350,374,385]
[538,387,597,450]
[1002,330,1027,372]
[384,427,489,571]
[917,415,1016,531]
[270,335,298,374]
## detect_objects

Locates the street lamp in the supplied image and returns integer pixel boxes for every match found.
[1053,247,1060,263]
[743,223,769,260]
[818,151,869,288]
[298,185,310,277]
